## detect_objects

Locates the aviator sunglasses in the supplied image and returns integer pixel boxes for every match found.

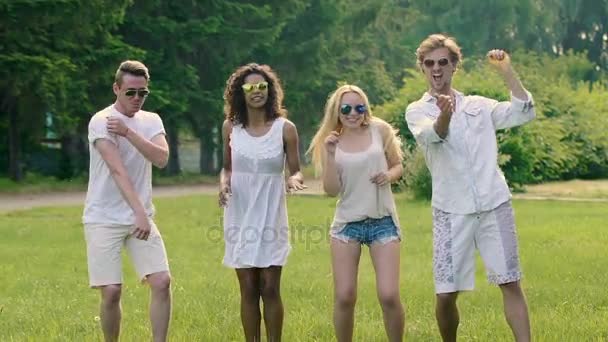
[242,81,268,93]
[124,88,150,98]
[423,57,450,68]
[340,104,367,115]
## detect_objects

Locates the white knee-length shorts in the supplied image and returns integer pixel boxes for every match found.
[432,201,522,294]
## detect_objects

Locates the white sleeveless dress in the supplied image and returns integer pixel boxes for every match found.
[223,118,291,268]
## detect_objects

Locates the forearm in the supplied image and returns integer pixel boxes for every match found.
[322,154,341,196]
[109,167,146,215]
[219,168,231,188]
[433,112,452,139]
[502,67,528,101]
[125,129,169,168]
[386,163,404,183]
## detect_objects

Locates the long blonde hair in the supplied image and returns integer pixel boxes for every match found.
[307,84,403,174]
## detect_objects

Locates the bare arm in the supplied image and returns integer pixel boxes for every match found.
[406,103,449,145]
[488,49,528,100]
[371,122,404,186]
[106,117,169,168]
[219,120,232,207]
[95,139,151,239]
[486,49,536,129]
[283,120,306,192]
[322,131,341,197]
[432,94,454,139]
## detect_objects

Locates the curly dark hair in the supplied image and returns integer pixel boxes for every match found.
[223,63,287,126]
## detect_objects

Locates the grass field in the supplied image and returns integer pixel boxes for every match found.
[1,195,607,341]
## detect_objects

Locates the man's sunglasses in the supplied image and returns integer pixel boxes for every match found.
[340,104,367,115]
[242,81,268,93]
[423,58,450,68]
[125,89,150,98]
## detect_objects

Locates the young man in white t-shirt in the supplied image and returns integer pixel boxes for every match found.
[83,60,171,342]
[406,34,534,341]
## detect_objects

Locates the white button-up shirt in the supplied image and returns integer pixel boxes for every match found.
[405,90,535,214]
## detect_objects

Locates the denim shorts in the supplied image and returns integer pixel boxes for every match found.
[332,216,400,245]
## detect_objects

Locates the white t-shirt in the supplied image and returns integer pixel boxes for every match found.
[82,105,166,225]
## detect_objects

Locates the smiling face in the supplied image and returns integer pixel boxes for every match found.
[242,73,268,109]
[422,47,456,95]
[338,91,367,130]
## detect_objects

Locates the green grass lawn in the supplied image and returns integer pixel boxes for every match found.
[1,195,607,341]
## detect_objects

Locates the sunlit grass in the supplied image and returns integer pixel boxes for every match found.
[0,195,607,341]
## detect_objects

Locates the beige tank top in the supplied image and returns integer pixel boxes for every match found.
[330,121,401,235]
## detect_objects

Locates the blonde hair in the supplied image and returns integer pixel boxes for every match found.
[416,33,463,71]
[307,84,403,174]
[115,60,150,85]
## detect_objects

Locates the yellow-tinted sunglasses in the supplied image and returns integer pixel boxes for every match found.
[242,81,268,93]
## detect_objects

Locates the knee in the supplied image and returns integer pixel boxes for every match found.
[148,272,171,292]
[260,283,281,302]
[241,282,261,302]
[335,287,357,309]
[101,284,122,305]
[499,281,523,296]
[436,292,458,308]
[378,290,401,310]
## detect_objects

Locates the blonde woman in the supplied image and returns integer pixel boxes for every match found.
[308,84,405,342]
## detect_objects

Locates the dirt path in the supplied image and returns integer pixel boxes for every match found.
[1,180,605,213]
[0,182,326,213]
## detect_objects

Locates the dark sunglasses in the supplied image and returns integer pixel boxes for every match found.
[340,104,367,115]
[124,89,150,98]
[423,58,450,68]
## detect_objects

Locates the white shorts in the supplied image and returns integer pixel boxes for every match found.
[432,201,522,294]
[84,220,170,288]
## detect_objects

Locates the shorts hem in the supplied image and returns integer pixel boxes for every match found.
[435,286,474,294]
[138,267,171,284]
[89,280,122,289]
[489,272,522,285]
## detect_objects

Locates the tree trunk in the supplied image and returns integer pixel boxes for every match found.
[198,127,216,174]
[8,109,22,181]
[165,120,181,176]
[59,134,86,179]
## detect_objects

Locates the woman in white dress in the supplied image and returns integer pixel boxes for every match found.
[218,63,306,342]
[307,85,405,342]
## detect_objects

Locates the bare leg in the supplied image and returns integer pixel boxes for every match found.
[260,266,284,342]
[436,292,459,342]
[148,271,172,342]
[369,241,404,342]
[500,281,531,342]
[100,284,122,342]
[330,238,362,342]
[236,268,262,342]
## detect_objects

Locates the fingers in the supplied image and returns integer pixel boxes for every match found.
[287,180,307,194]
[132,227,150,240]
[326,131,340,144]
[487,49,508,61]
[370,172,389,186]
[106,117,126,135]
[218,191,229,207]
[436,95,454,114]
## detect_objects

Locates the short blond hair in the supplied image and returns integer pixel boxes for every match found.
[115,60,150,85]
[416,34,463,71]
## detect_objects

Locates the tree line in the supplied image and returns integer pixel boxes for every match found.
[1,0,606,185]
